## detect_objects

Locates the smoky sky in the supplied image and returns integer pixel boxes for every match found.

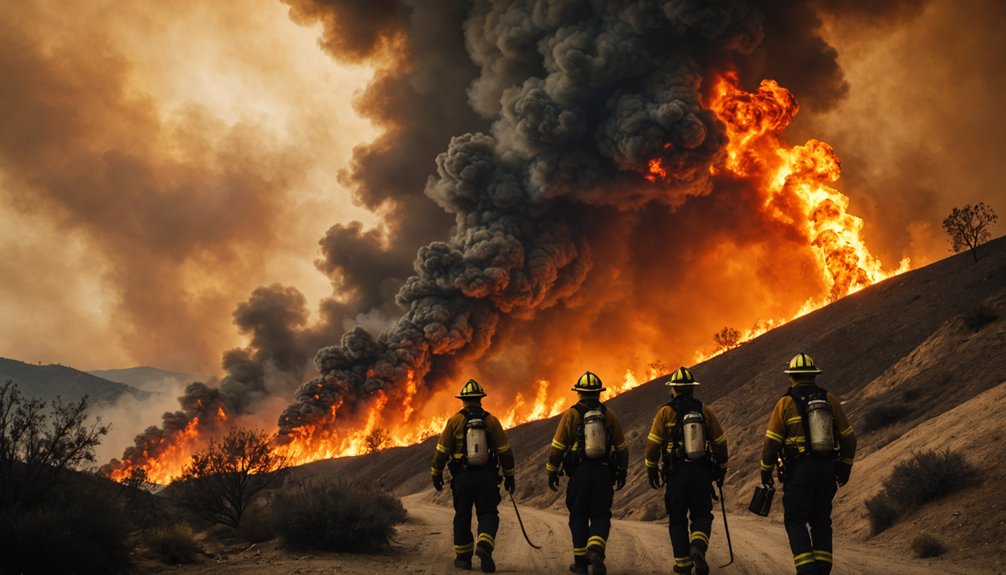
[6,0,1001,473]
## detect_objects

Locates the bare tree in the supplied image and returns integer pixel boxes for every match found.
[713,327,742,351]
[942,202,998,262]
[365,427,389,454]
[172,428,288,528]
[0,380,109,512]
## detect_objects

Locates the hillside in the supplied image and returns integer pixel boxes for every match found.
[296,236,1006,567]
[0,357,151,406]
[89,366,198,393]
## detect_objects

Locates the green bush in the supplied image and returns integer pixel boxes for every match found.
[863,403,910,432]
[864,449,978,535]
[911,534,947,558]
[272,478,407,552]
[145,524,202,564]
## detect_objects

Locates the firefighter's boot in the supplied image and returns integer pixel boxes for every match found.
[568,556,588,574]
[586,548,607,575]
[453,553,473,570]
[690,543,709,575]
[474,542,496,573]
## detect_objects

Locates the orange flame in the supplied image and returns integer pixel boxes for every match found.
[692,71,911,361]
[108,72,913,483]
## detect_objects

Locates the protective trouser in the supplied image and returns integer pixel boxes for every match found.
[782,456,837,575]
[664,462,714,573]
[566,461,614,562]
[452,466,501,558]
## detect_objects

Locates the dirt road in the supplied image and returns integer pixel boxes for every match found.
[156,490,990,574]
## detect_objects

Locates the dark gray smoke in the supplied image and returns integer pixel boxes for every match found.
[102,284,311,477]
[105,0,938,472]
[276,0,767,441]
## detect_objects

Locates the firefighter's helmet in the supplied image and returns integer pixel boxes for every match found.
[784,353,822,375]
[666,366,700,386]
[572,371,605,392]
[456,378,487,399]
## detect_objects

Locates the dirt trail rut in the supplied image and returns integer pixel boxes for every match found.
[402,492,986,574]
[158,491,990,574]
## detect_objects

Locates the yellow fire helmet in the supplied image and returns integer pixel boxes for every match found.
[456,378,487,399]
[572,370,605,392]
[666,366,700,386]
[784,353,822,375]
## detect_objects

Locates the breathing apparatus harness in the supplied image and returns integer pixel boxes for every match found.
[776,384,837,483]
[561,401,610,475]
[661,395,716,478]
[448,406,498,474]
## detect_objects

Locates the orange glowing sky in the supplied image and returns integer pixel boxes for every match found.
[1,0,1003,377]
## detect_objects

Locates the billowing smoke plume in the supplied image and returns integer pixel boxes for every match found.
[277,0,766,442]
[95,0,949,475]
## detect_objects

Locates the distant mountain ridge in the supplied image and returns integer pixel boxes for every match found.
[0,357,151,406]
[88,366,199,393]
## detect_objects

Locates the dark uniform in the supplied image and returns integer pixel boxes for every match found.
[432,380,515,572]
[546,371,629,575]
[760,354,856,575]
[644,367,729,575]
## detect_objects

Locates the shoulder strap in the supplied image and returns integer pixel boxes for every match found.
[786,386,827,445]
[668,396,703,443]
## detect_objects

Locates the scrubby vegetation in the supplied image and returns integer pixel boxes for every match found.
[865,449,979,535]
[0,380,132,574]
[962,303,998,332]
[911,534,948,558]
[862,403,911,432]
[272,477,407,552]
[145,524,203,564]
[171,427,288,528]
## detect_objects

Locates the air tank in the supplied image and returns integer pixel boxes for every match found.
[806,399,835,454]
[465,418,489,466]
[682,411,707,460]
[583,409,607,459]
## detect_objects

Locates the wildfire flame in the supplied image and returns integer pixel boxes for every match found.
[106,72,912,484]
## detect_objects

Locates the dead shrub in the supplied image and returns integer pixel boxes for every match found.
[962,303,998,332]
[911,534,947,558]
[864,495,898,535]
[864,449,979,535]
[863,403,910,432]
[271,478,407,552]
[145,524,202,564]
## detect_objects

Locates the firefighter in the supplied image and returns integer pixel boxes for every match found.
[759,354,857,575]
[644,366,728,575]
[546,371,629,575]
[432,379,516,573]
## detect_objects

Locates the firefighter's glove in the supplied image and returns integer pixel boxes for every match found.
[504,475,515,494]
[647,467,661,489]
[713,466,726,488]
[547,471,560,492]
[432,473,444,492]
[614,468,627,491]
[835,462,852,487]
[760,468,774,488]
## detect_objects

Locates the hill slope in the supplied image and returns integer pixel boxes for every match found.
[88,365,198,393]
[298,236,1006,566]
[0,357,151,406]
